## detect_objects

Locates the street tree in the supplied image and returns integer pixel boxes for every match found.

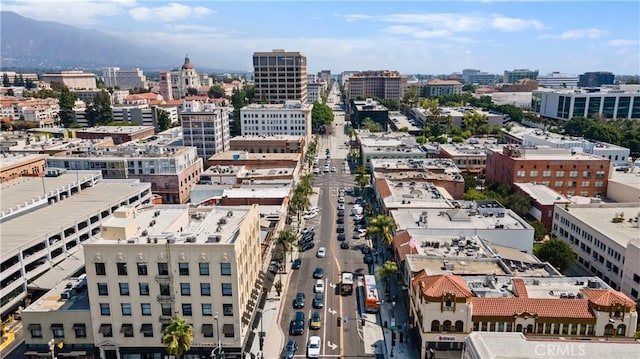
[311,102,334,129]
[2,73,10,87]
[376,260,399,296]
[163,317,193,359]
[208,85,225,98]
[85,90,112,126]
[367,214,397,247]
[534,238,575,272]
[275,229,298,265]
[157,109,171,132]
[354,165,369,194]
[361,118,383,132]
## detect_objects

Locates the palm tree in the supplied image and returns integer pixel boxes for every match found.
[346,127,356,145]
[376,260,399,296]
[354,165,369,196]
[367,214,397,247]
[275,229,298,266]
[163,317,193,359]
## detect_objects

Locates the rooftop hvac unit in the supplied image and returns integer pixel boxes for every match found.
[61,290,71,300]
[154,211,160,217]
[219,218,227,225]
[206,235,222,243]
[150,220,156,226]
[227,211,233,217]
[185,236,196,243]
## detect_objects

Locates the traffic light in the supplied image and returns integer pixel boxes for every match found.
[337,317,341,327]
[259,336,264,350]
[361,318,366,326]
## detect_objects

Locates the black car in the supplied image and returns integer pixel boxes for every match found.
[337,233,346,241]
[300,241,315,252]
[337,224,345,233]
[289,311,305,335]
[283,339,299,358]
[292,258,302,270]
[340,241,349,249]
[313,267,324,279]
[336,217,344,224]
[363,253,374,264]
[312,293,324,309]
[293,293,305,309]
[337,209,345,217]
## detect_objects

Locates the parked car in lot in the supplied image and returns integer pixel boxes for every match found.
[337,209,345,216]
[283,339,299,358]
[293,292,305,309]
[337,216,344,224]
[337,203,345,210]
[301,226,314,235]
[336,224,345,233]
[337,233,346,241]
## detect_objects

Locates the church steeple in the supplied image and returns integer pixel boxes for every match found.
[181,54,194,70]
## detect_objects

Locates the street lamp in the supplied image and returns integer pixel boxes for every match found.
[211,313,223,359]
[258,307,277,351]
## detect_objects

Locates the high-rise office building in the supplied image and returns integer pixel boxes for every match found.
[578,71,615,87]
[345,70,408,101]
[252,49,307,104]
[503,69,539,84]
[102,67,146,90]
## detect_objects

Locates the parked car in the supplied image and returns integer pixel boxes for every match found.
[361,246,372,254]
[337,203,345,210]
[337,216,344,224]
[337,233,346,241]
[313,267,324,279]
[292,258,302,270]
[300,242,315,252]
[301,226,314,235]
[337,209,345,216]
[293,293,305,309]
[340,241,350,249]
[314,279,324,294]
[336,224,345,233]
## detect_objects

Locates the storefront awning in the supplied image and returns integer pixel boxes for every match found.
[27,323,41,330]
[98,324,112,334]
[120,324,133,334]
[140,324,153,334]
[201,324,213,336]
[222,323,234,335]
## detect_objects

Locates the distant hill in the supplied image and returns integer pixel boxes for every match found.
[0,11,181,70]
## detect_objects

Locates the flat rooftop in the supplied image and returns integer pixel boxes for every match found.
[392,201,531,232]
[379,179,453,209]
[389,112,420,131]
[440,143,503,156]
[370,158,461,175]
[406,254,509,276]
[23,276,90,312]
[94,205,253,245]
[609,168,640,186]
[230,135,303,142]
[466,332,640,359]
[208,151,301,161]
[74,126,153,134]
[515,182,571,206]
[1,171,101,215]
[0,153,47,168]
[465,276,609,299]
[560,203,640,248]
[502,147,608,161]
[0,180,150,257]
[242,102,312,111]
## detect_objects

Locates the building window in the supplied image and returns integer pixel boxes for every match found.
[117,262,127,275]
[140,324,154,338]
[223,304,233,316]
[222,283,232,296]
[51,324,64,338]
[139,282,150,296]
[158,262,169,275]
[202,303,213,316]
[141,303,152,316]
[542,171,551,177]
[179,263,189,275]
[100,303,110,316]
[554,181,563,187]
[121,324,134,338]
[95,262,106,275]
[29,324,43,338]
[556,171,565,177]
[159,283,170,296]
[595,181,604,187]
[199,262,210,275]
[99,324,112,337]
[137,263,148,275]
[581,181,590,187]
[180,283,191,296]
[583,171,591,178]
[596,171,605,178]
[182,304,193,316]
[161,303,172,316]
[73,323,87,338]
[119,283,130,296]
[529,170,538,177]
[97,283,108,295]
[220,262,231,276]
[121,303,132,316]
[516,170,526,177]
[200,283,211,296]
[569,171,578,178]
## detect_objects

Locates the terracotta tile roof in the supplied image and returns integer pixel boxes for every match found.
[413,273,473,298]
[511,278,528,298]
[581,289,636,307]
[392,230,413,261]
[375,179,392,199]
[165,100,183,106]
[471,297,595,319]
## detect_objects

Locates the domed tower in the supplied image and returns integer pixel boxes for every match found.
[180,54,200,97]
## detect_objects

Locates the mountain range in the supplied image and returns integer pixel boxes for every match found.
[0,11,182,71]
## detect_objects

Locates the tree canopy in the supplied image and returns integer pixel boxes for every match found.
[208,85,225,98]
[361,118,383,132]
[564,116,639,156]
[163,317,193,358]
[86,90,112,127]
[156,109,171,132]
[534,238,575,272]
[58,86,77,127]
[311,102,334,129]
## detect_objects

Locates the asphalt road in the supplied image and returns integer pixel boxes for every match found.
[278,91,378,358]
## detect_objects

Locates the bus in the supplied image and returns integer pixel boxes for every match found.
[340,272,354,296]
[363,274,380,313]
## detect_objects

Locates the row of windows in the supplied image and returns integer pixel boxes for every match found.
[96,262,231,276]
[98,302,233,317]
[30,324,87,339]
[242,113,306,118]
[97,281,232,297]
[516,170,604,178]
[242,119,306,125]
[243,132,306,137]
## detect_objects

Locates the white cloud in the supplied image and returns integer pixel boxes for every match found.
[2,0,134,26]
[491,16,543,31]
[607,39,639,47]
[541,28,609,40]
[129,2,212,22]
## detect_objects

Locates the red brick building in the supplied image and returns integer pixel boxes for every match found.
[486,146,611,198]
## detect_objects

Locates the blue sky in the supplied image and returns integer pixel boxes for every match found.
[3,0,639,74]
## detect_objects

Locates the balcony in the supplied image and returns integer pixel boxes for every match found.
[159,315,173,324]
[156,294,174,302]
[155,274,172,283]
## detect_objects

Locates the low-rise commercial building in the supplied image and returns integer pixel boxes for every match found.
[73,126,155,145]
[229,135,306,155]
[350,98,389,130]
[439,143,503,174]
[552,202,640,300]
[486,145,611,198]
[240,101,312,140]
[422,79,463,97]
[42,71,97,90]
[514,182,571,231]
[0,153,47,182]
[532,88,640,120]
[358,131,428,169]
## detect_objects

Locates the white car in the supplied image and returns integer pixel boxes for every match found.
[308,207,319,213]
[337,203,345,210]
[354,214,364,221]
[337,196,345,203]
[303,212,318,219]
[316,247,326,258]
[307,336,321,358]
[323,166,330,173]
[314,279,324,294]
[331,166,337,172]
